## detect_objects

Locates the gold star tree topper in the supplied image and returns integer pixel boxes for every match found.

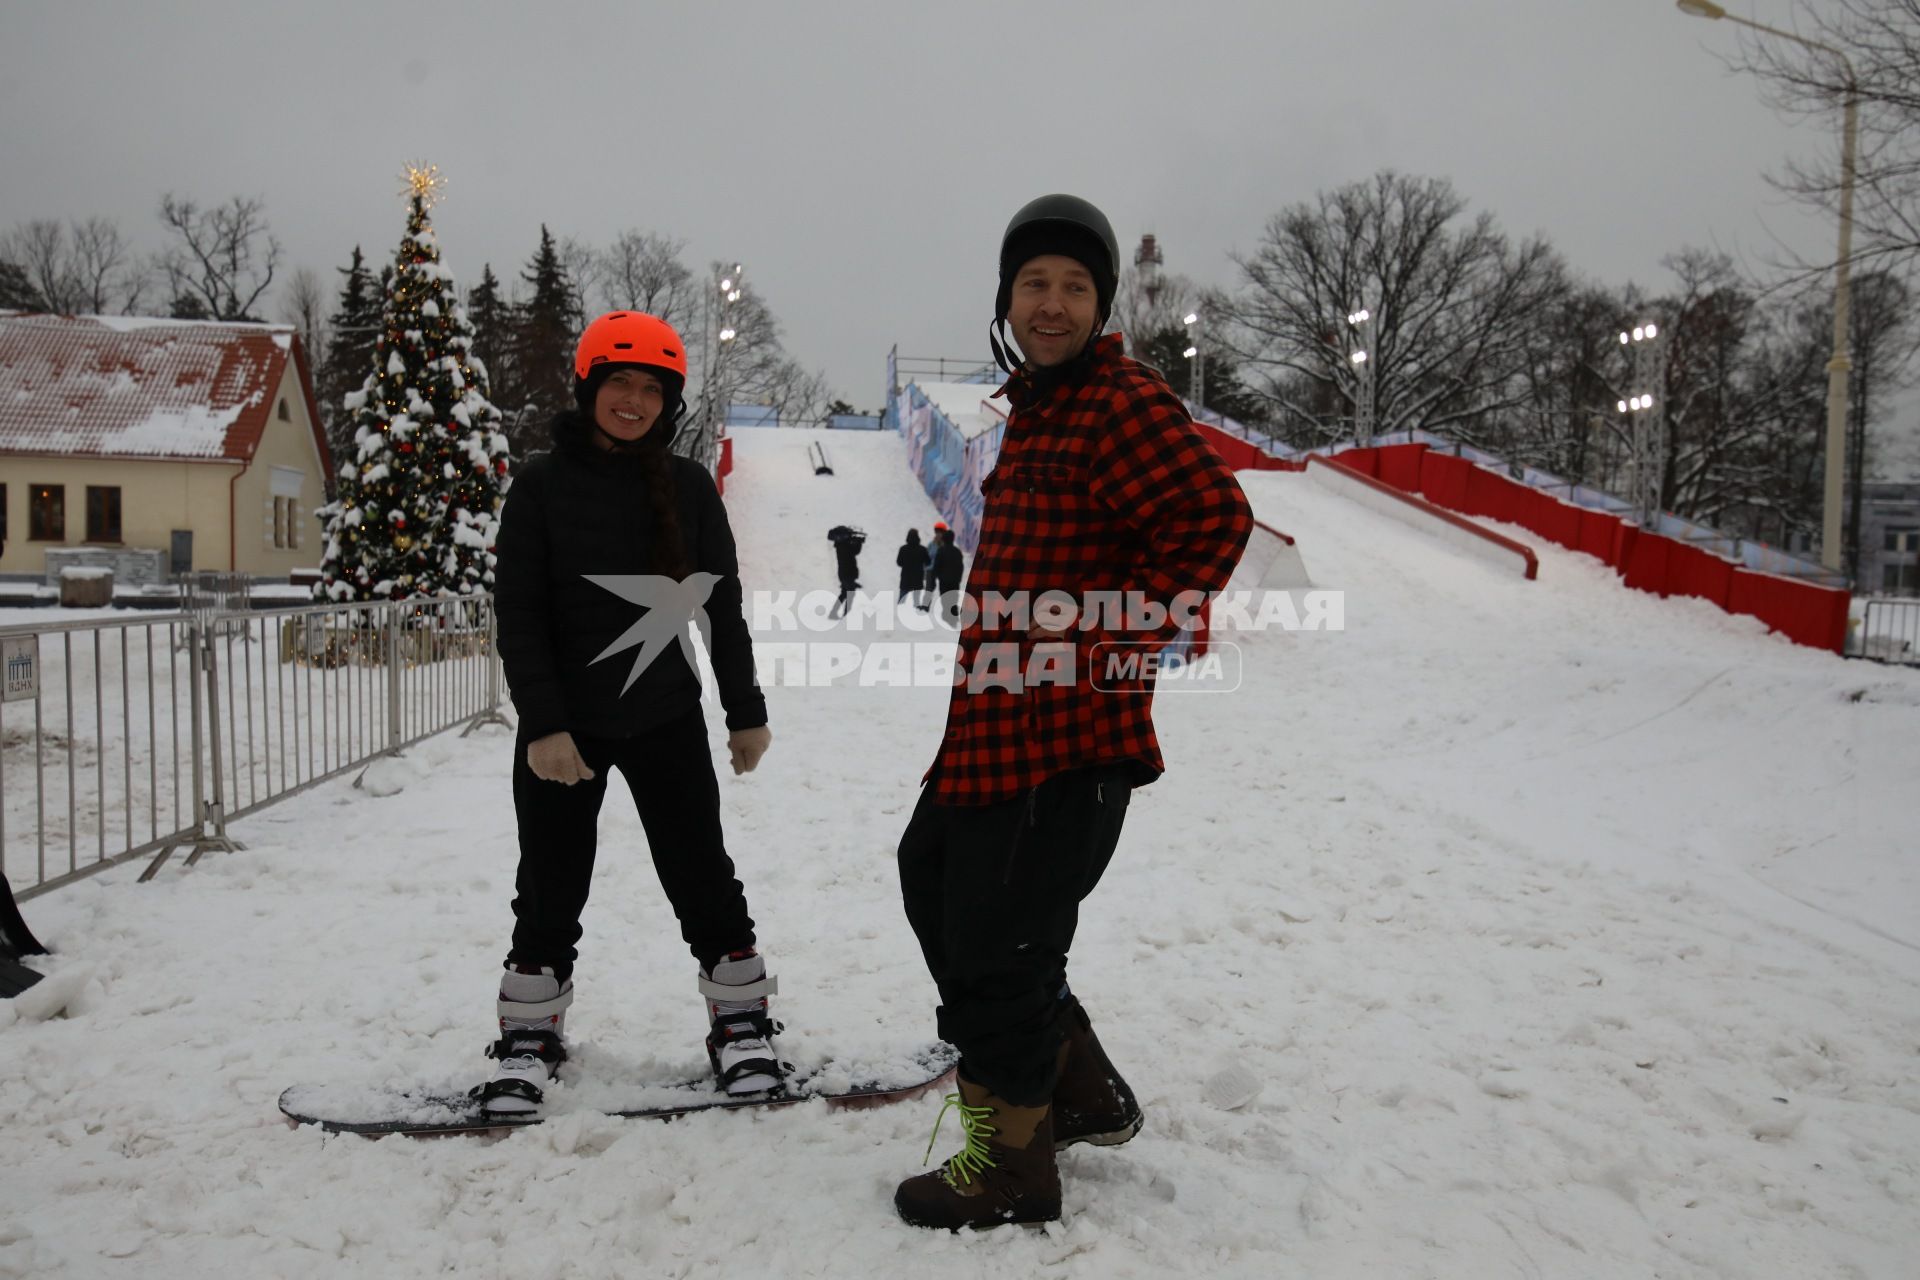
[400,163,446,209]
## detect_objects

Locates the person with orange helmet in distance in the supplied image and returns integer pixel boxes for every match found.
[478,311,779,1116]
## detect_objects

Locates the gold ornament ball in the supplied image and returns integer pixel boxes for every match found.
[395,534,413,551]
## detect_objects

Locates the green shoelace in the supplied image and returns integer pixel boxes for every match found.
[921,1092,999,1186]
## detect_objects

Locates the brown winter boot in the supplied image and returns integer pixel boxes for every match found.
[894,1074,1062,1230]
[1051,995,1143,1149]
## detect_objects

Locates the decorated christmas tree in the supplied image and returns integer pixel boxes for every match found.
[315,166,509,602]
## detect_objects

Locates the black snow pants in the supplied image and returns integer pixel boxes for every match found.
[506,707,754,981]
[896,762,1133,1105]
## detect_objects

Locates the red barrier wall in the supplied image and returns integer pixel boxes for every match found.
[1419,451,1471,510]
[1577,509,1634,566]
[1358,441,1846,653]
[1377,442,1427,492]
[1668,542,1735,609]
[1194,422,1305,472]
[1726,571,1850,654]
[1339,446,1381,479]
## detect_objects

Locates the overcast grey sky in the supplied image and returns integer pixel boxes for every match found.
[0,0,1843,411]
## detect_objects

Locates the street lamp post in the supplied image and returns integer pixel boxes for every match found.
[1618,323,1667,528]
[1182,310,1205,411]
[1347,307,1374,445]
[695,262,743,470]
[1678,0,1857,576]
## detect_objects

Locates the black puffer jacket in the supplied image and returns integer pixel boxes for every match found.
[933,541,964,594]
[493,414,766,741]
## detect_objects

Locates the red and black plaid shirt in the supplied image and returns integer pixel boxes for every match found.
[926,333,1253,804]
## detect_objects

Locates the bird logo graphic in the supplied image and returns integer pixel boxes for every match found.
[583,573,722,693]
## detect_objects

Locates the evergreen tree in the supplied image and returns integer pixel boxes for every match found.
[465,263,518,430]
[318,246,381,462]
[507,224,578,456]
[169,292,212,320]
[0,258,46,311]
[314,175,509,602]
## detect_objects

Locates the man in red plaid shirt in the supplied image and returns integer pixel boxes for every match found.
[895,195,1253,1230]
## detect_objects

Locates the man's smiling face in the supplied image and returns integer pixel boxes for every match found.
[1008,255,1099,368]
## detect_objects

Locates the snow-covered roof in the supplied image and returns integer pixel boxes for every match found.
[0,312,318,463]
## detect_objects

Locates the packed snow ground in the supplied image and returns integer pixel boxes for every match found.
[2,427,1917,1279]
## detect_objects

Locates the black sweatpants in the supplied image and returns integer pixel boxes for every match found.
[506,707,754,981]
[897,763,1133,1106]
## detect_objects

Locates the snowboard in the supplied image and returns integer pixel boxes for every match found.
[279,1040,959,1137]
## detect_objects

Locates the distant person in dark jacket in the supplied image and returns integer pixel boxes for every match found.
[896,529,927,604]
[484,311,779,1119]
[932,528,964,624]
[922,522,948,609]
[828,525,864,619]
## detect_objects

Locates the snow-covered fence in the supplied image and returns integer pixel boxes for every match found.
[2,595,509,901]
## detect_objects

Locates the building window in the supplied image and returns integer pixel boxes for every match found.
[278,397,290,421]
[29,484,64,541]
[270,495,306,550]
[1883,563,1916,595]
[1885,526,1919,554]
[86,486,122,542]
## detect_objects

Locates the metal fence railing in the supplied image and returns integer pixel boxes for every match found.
[1,594,509,902]
[1859,598,1920,665]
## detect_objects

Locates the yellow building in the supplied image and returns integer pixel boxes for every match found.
[0,312,332,579]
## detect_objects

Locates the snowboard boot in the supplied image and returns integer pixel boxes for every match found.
[473,964,573,1116]
[894,1073,1062,1230]
[1051,992,1143,1148]
[699,949,784,1096]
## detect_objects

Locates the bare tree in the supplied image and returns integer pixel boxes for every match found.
[1,216,151,314]
[1723,1,1920,294]
[69,217,147,313]
[158,194,282,320]
[760,360,834,425]
[1111,261,1200,357]
[1215,171,1569,449]
[1843,269,1914,572]
[558,234,602,322]
[1,220,81,313]
[598,230,695,328]
[278,266,331,364]
[697,278,782,411]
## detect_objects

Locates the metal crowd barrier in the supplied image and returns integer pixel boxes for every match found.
[0,593,509,902]
[1860,598,1920,666]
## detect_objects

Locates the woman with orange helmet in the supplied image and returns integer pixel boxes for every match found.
[479,310,780,1115]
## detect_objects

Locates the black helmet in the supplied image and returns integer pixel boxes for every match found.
[996,194,1120,324]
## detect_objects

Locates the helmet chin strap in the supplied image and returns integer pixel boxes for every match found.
[989,319,1019,375]
[989,315,1107,383]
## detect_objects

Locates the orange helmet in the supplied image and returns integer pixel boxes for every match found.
[574,311,687,382]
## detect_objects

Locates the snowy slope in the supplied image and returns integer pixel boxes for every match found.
[1,430,1915,1279]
